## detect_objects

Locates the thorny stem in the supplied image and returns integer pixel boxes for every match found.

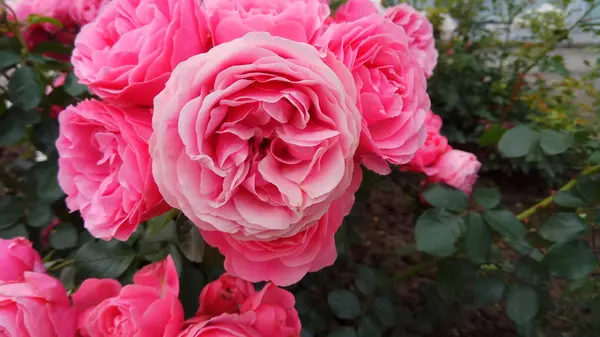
[516,164,600,221]
[393,257,442,281]
[47,259,74,271]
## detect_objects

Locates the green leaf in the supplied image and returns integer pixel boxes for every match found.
[328,290,361,320]
[145,209,177,241]
[0,113,28,146]
[415,209,463,257]
[514,257,549,285]
[484,210,526,240]
[576,176,600,203]
[328,327,357,337]
[553,191,586,208]
[74,240,136,279]
[506,284,539,325]
[178,259,205,319]
[0,223,28,239]
[32,41,71,56]
[8,66,42,110]
[49,223,78,250]
[471,277,505,307]
[543,240,596,279]
[539,213,587,243]
[0,50,21,69]
[422,184,468,212]
[464,213,492,264]
[26,14,63,28]
[473,188,501,209]
[372,297,394,328]
[357,317,381,337]
[63,72,88,96]
[478,125,506,146]
[588,150,600,164]
[591,296,600,327]
[355,265,376,296]
[30,161,64,202]
[177,219,205,263]
[26,204,53,228]
[539,130,573,155]
[0,197,25,229]
[498,125,538,158]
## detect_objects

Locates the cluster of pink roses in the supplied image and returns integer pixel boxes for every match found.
[34,0,481,287]
[404,111,482,194]
[0,236,300,337]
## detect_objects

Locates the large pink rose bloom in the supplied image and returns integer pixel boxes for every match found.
[385,4,438,77]
[69,0,111,25]
[71,0,212,107]
[0,272,76,337]
[0,237,45,282]
[333,0,380,22]
[178,314,262,337]
[56,100,168,240]
[73,256,183,337]
[202,165,362,286]
[318,15,430,174]
[151,33,361,240]
[203,0,329,45]
[405,111,450,174]
[430,149,481,194]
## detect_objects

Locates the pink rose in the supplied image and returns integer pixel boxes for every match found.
[202,165,362,286]
[333,0,380,22]
[56,100,168,240]
[203,0,329,45]
[429,149,481,194]
[240,283,301,337]
[385,4,438,77]
[317,15,430,175]
[150,32,361,240]
[14,0,77,60]
[405,111,450,174]
[47,73,67,118]
[0,272,76,337]
[0,237,45,282]
[69,0,111,25]
[197,274,256,316]
[73,256,183,337]
[178,314,262,337]
[71,0,212,107]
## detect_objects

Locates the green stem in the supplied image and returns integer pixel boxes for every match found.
[393,257,442,281]
[47,259,73,271]
[516,165,600,221]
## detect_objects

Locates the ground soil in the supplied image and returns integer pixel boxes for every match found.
[346,169,552,336]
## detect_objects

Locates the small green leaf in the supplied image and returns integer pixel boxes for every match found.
[498,125,538,158]
[49,223,78,250]
[328,290,361,320]
[553,191,586,208]
[355,265,376,296]
[484,210,526,240]
[0,113,28,146]
[63,72,88,96]
[471,277,505,307]
[0,197,25,229]
[478,125,506,146]
[74,240,136,279]
[0,50,21,69]
[415,209,463,257]
[357,317,382,337]
[506,284,539,325]
[543,240,596,279]
[8,66,42,110]
[576,176,600,202]
[435,260,466,300]
[30,161,64,202]
[177,219,205,263]
[464,213,492,264]
[422,184,468,212]
[328,327,357,337]
[26,14,63,28]
[588,151,600,164]
[473,188,501,209]
[372,297,394,328]
[0,223,28,239]
[26,204,53,228]
[539,130,573,155]
[514,257,549,285]
[145,209,177,241]
[539,213,587,243]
